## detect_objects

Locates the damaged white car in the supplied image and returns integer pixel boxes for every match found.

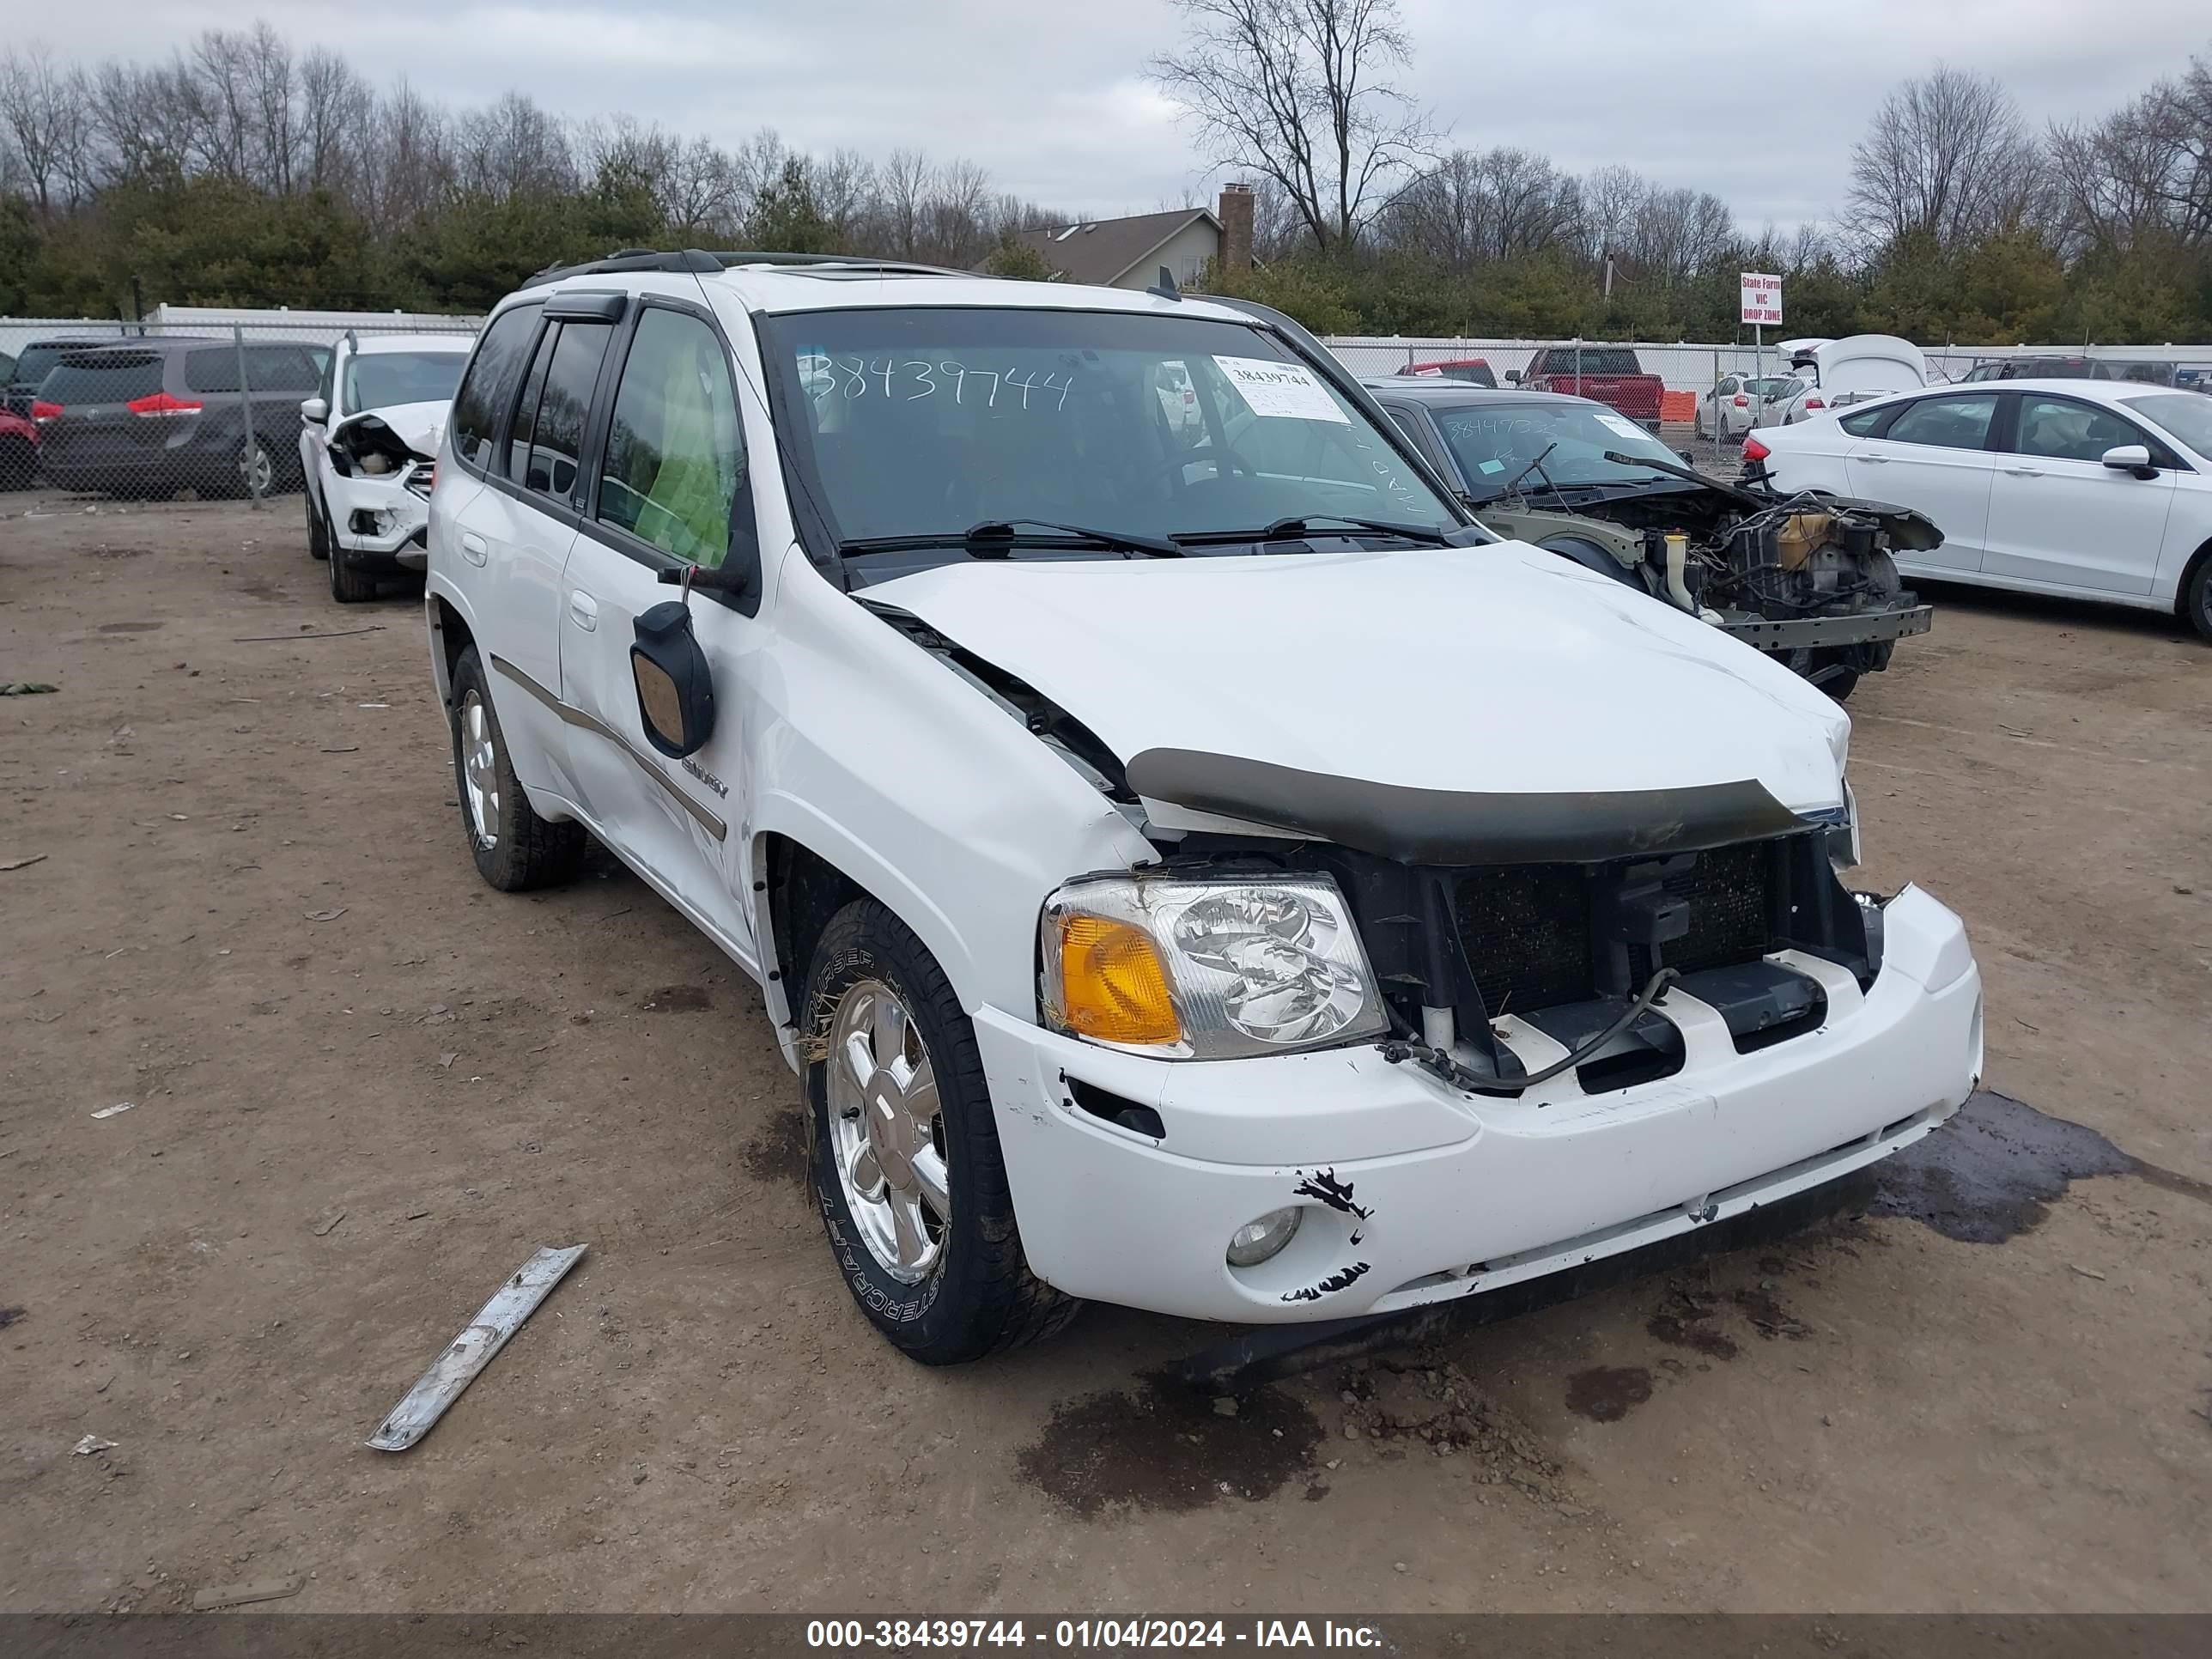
[301,331,471,602]
[424,253,1984,1364]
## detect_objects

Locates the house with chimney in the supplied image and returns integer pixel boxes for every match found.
[1001,184,1255,290]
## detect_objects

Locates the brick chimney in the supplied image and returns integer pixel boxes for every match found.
[1218,181,1254,274]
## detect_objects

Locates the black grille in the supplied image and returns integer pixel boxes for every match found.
[1454,865,1594,1016]
[1454,843,1778,1018]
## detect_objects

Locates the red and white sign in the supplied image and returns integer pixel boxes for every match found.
[1740,272,1784,327]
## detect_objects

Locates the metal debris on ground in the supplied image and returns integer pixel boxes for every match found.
[303,908,347,922]
[2,682,59,696]
[366,1243,587,1452]
[1,854,48,872]
[71,1435,117,1455]
[89,1103,135,1120]
[234,626,385,642]
[310,1207,347,1237]
[191,1576,304,1611]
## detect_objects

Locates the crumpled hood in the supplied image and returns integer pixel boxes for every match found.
[865,542,1850,812]
[331,399,447,459]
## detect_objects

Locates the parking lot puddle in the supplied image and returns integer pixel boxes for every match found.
[1872,1089,2209,1243]
[1016,1376,1323,1516]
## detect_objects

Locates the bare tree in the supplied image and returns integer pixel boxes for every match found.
[1846,65,2043,252]
[1150,0,1437,252]
[1389,148,1581,267]
[879,146,933,258]
[2049,52,2212,257]
[0,46,89,216]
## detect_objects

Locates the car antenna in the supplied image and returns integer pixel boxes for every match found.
[1146,264,1181,302]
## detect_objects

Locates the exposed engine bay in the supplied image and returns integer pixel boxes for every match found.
[321,413,435,557]
[1480,471,1939,699]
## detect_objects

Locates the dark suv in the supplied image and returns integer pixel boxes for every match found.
[33,338,322,497]
[5,336,136,420]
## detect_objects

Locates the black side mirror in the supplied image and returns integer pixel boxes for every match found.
[630,599,715,758]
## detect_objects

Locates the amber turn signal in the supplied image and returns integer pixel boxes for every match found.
[1054,915,1182,1047]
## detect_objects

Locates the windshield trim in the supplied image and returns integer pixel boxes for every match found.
[750,301,1473,592]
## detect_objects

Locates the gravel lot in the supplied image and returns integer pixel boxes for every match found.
[3,492,2209,1614]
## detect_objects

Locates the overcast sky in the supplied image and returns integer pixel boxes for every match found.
[22,0,2209,228]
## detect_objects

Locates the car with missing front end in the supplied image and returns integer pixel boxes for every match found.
[424,249,1984,1364]
[1366,378,1938,700]
[301,331,473,602]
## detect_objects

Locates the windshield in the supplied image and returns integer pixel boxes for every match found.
[2124,393,2212,460]
[1431,399,1687,498]
[343,349,468,414]
[765,307,1456,550]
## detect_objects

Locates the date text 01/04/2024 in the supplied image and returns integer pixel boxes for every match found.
[804,1620,1385,1649]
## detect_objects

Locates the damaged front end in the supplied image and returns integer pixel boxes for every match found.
[1483,477,1937,698]
[323,412,437,564]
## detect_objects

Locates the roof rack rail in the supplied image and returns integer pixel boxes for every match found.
[519,247,980,289]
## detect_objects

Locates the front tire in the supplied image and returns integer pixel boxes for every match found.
[447,645,586,892]
[803,899,1078,1364]
[328,538,377,604]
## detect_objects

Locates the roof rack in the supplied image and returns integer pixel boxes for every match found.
[520,248,979,289]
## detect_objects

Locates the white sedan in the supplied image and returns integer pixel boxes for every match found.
[1746,378,2212,640]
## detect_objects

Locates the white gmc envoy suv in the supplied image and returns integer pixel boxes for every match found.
[423,250,1984,1364]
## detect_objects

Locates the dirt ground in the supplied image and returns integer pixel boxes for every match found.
[3,489,2209,1616]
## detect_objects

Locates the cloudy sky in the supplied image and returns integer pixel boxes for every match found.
[24,0,2209,228]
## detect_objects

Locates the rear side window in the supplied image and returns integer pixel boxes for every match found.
[40,356,164,405]
[596,307,747,568]
[449,304,542,472]
[185,350,238,393]
[1541,349,1638,376]
[1838,405,1889,437]
[507,320,612,504]
[1881,394,1998,451]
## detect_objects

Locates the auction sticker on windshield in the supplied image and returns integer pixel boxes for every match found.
[1212,356,1350,423]
[1594,411,1649,441]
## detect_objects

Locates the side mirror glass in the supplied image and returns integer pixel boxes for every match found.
[630,599,715,758]
[1504,369,1522,384]
[301,396,328,424]
[2100,443,2153,475]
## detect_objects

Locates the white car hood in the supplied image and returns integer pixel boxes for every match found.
[1811,334,1927,398]
[865,542,1850,817]
[331,399,447,458]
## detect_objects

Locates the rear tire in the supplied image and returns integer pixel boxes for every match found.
[2185,554,2212,643]
[803,899,1079,1364]
[447,645,586,892]
[306,490,330,561]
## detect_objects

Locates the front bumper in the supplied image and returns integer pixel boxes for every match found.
[976,884,1980,1323]
[327,467,432,567]
[1717,600,1934,652]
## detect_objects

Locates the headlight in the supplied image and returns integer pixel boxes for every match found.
[1041,873,1389,1060]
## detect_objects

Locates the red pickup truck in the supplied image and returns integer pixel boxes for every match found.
[1510,347,1666,430]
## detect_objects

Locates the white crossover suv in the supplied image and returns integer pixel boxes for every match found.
[424,251,1984,1364]
[301,331,472,601]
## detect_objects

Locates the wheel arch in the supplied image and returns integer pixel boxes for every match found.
[2172,532,2212,632]
[427,591,476,708]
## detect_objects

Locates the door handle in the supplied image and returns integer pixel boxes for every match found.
[459,531,489,566]
[1857,453,1888,464]
[2003,467,2042,477]
[568,591,599,632]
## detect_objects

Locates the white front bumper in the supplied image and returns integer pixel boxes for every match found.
[327,467,431,563]
[975,884,1981,1323]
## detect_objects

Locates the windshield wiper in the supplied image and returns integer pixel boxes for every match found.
[1173,514,1455,548]
[1599,449,1767,507]
[839,519,1183,560]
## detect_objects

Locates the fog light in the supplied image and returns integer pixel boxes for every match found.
[1225,1206,1303,1267]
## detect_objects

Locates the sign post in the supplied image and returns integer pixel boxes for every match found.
[1741,272,1784,397]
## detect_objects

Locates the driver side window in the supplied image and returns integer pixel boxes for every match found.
[596,307,750,571]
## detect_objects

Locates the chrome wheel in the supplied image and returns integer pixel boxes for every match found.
[240,443,274,496]
[826,978,949,1282]
[460,691,500,848]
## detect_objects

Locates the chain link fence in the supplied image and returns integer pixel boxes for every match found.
[1,313,482,507]
[1318,333,2203,438]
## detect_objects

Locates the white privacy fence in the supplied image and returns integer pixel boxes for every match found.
[1319,337,2212,399]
